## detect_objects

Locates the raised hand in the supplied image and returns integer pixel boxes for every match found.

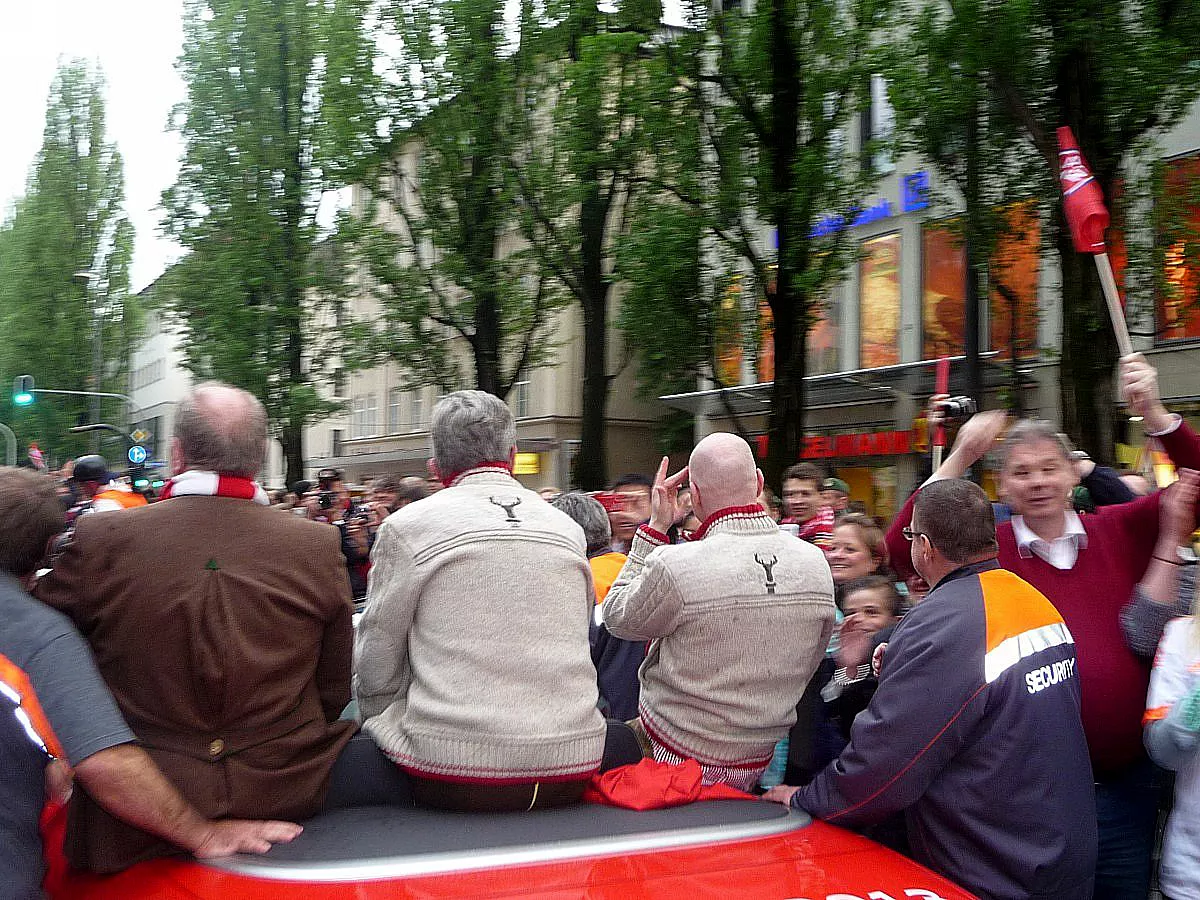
[648,456,690,535]
[1160,469,1200,545]
[1120,353,1171,432]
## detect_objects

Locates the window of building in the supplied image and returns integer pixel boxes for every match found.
[861,74,896,176]
[364,393,378,437]
[989,202,1040,359]
[513,371,531,419]
[714,276,744,385]
[757,283,839,380]
[859,233,902,368]
[922,221,967,359]
[351,396,366,438]
[388,387,403,433]
[807,294,839,375]
[1157,155,1200,341]
[410,390,425,432]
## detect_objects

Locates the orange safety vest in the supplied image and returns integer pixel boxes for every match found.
[93,488,148,509]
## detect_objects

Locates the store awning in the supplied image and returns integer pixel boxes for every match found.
[659,353,1008,418]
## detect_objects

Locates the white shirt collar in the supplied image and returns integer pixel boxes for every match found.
[1011,510,1088,569]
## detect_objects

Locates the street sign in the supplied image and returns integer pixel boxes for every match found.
[131,429,151,443]
[127,444,148,465]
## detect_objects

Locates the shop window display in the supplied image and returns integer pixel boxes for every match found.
[860,234,901,368]
[989,202,1040,360]
[921,222,966,359]
[1157,155,1200,341]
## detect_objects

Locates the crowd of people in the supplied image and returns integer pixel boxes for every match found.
[2,353,1200,900]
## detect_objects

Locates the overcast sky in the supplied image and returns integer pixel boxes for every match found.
[0,1,686,294]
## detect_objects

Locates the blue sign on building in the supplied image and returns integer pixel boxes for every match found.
[902,171,931,213]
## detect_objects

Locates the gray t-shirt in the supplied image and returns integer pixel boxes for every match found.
[0,574,134,900]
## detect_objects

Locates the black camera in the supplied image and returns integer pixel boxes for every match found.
[937,396,977,421]
[318,490,336,510]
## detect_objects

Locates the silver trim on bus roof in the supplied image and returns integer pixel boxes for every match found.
[206,806,812,883]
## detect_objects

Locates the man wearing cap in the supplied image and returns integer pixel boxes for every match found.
[70,454,148,515]
[821,477,850,514]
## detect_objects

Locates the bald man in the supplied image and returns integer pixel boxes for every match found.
[603,434,836,790]
[36,381,355,871]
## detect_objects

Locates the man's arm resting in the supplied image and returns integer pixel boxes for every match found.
[602,527,683,641]
[74,743,301,858]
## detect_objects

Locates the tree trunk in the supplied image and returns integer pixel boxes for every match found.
[1054,206,1117,461]
[282,418,303,490]
[573,178,611,490]
[763,0,803,492]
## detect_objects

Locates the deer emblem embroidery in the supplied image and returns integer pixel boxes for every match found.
[755,553,778,594]
[490,496,523,526]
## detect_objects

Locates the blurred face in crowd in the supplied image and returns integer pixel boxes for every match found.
[828,522,879,585]
[842,587,900,635]
[1000,439,1076,527]
[904,573,931,605]
[822,489,849,512]
[782,477,821,523]
[610,483,651,543]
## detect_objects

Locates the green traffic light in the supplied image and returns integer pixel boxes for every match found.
[13,392,33,406]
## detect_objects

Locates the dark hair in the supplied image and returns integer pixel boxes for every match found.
[612,473,652,492]
[0,468,65,576]
[840,574,904,618]
[782,463,823,488]
[914,479,998,563]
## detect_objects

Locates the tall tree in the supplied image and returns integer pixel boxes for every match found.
[629,0,893,489]
[982,0,1200,458]
[0,61,136,466]
[506,0,661,489]
[886,0,1045,415]
[162,0,377,485]
[331,0,566,401]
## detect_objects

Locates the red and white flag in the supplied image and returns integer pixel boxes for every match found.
[1057,126,1110,256]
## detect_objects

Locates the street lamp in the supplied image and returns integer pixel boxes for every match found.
[72,270,103,451]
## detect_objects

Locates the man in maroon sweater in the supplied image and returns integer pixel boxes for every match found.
[885,353,1200,900]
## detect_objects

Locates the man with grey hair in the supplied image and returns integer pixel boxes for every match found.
[37,381,356,871]
[603,433,836,789]
[356,390,607,811]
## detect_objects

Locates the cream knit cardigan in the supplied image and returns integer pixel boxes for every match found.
[354,468,607,782]
[604,508,836,766]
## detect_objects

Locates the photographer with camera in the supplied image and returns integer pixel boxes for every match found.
[303,468,372,600]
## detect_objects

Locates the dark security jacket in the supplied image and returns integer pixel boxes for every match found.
[797,561,1097,900]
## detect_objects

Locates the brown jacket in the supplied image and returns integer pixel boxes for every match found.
[35,495,356,872]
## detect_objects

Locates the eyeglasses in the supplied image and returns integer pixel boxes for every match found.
[901,527,926,542]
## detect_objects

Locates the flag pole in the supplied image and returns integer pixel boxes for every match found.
[1093,252,1133,357]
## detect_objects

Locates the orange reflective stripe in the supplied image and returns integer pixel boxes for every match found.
[1144,705,1171,725]
[979,569,1066,654]
[589,553,627,605]
[0,652,64,759]
[94,489,147,509]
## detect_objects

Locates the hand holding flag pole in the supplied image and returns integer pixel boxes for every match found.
[1056,126,1133,357]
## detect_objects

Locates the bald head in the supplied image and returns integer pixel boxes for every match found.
[174,381,268,477]
[688,433,763,520]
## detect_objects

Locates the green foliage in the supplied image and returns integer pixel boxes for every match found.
[620,0,894,483]
[0,61,138,467]
[329,0,570,399]
[161,0,376,483]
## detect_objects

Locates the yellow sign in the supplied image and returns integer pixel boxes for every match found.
[513,452,541,475]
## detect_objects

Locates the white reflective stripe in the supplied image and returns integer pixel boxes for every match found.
[0,677,50,755]
[984,622,1074,683]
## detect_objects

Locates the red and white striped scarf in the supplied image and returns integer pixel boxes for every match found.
[158,470,270,505]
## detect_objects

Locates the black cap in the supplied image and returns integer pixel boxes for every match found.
[72,455,112,483]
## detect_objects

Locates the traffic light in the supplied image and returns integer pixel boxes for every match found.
[12,375,34,406]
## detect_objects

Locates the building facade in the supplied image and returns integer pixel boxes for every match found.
[663,94,1200,520]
